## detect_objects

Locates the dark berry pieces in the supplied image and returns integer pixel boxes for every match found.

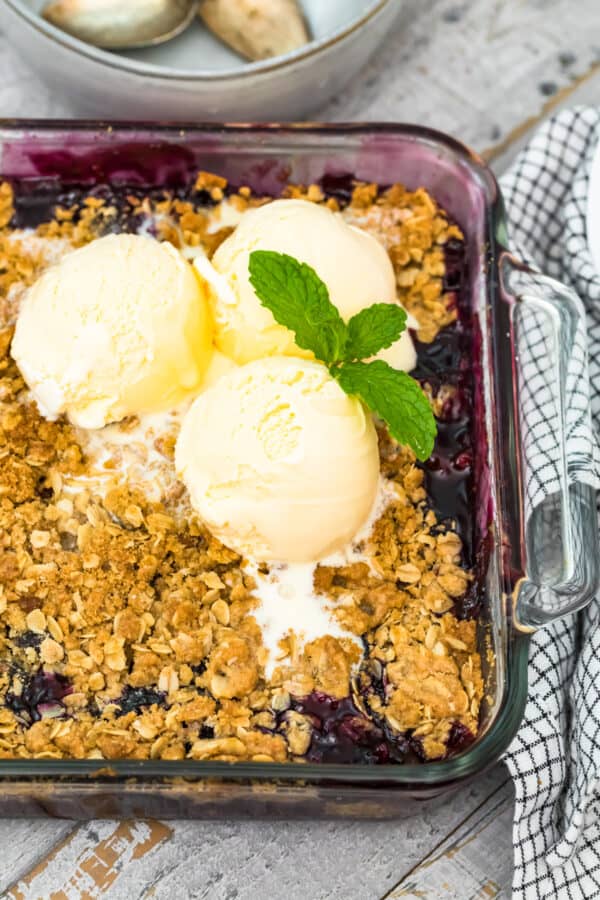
[13,630,43,650]
[199,724,215,739]
[115,685,167,716]
[6,668,72,723]
[443,237,466,292]
[454,451,472,471]
[446,722,475,755]
[59,532,78,552]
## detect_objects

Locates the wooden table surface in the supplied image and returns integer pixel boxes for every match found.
[1,0,599,897]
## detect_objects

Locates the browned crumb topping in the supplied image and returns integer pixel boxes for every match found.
[0,175,481,763]
[36,197,121,247]
[346,182,463,342]
[314,429,481,757]
[0,182,14,229]
[0,234,44,327]
[194,170,228,200]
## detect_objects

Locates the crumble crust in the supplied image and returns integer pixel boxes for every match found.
[0,175,482,763]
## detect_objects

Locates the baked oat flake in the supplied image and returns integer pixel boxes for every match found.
[0,175,483,764]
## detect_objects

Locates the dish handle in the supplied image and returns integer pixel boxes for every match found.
[504,260,599,629]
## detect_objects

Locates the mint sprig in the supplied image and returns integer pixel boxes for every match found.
[345,303,407,361]
[248,250,347,365]
[335,361,436,461]
[248,250,436,461]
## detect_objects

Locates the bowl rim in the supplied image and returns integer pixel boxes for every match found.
[1,0,392,81]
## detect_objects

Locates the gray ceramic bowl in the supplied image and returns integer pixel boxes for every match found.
[0,0,400,120]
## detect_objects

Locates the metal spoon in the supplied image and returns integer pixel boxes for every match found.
[42,0,198,50]
[198,0,310,62]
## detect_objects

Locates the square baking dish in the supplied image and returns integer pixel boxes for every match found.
[0,121,597,819]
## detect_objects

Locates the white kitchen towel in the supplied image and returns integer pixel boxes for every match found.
[500,106,600,899]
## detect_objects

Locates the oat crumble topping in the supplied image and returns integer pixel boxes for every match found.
[0,174,483,763]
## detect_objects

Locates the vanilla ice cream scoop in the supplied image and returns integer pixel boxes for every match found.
[175,356,379,563]
[207,198,416,370]
[11,234,213,429]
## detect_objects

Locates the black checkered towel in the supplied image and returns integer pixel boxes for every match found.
[501,107,600,899]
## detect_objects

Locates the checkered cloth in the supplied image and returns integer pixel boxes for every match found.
[500,107,600,899]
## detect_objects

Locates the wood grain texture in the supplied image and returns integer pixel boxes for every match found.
[488,63,600,175]
[3,768,508,900]
[0,821,76,893]
[321,0,600,152]
[1,0,600,896]
[385,777,515,900]
[7,821,172,900]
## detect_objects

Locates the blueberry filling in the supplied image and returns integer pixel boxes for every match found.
[4,172,483,763]
[114,685,167,716]
[446,721,476,754]
[6,668,72,723]
[13,630,43,650]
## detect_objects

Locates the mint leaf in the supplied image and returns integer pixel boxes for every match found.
[345,303,407,360]
[334,360,436,461]
[249,250,348,365]
[247,248,437,460]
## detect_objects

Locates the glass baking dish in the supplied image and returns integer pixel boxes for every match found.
[0,121,597,819]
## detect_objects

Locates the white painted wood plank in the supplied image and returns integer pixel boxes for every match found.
[320,0,600,153]
[0,821,76,893]
[7,820,173,900]
[385,777,514,900]
[4,766,509,900]
[490,67,600,176]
